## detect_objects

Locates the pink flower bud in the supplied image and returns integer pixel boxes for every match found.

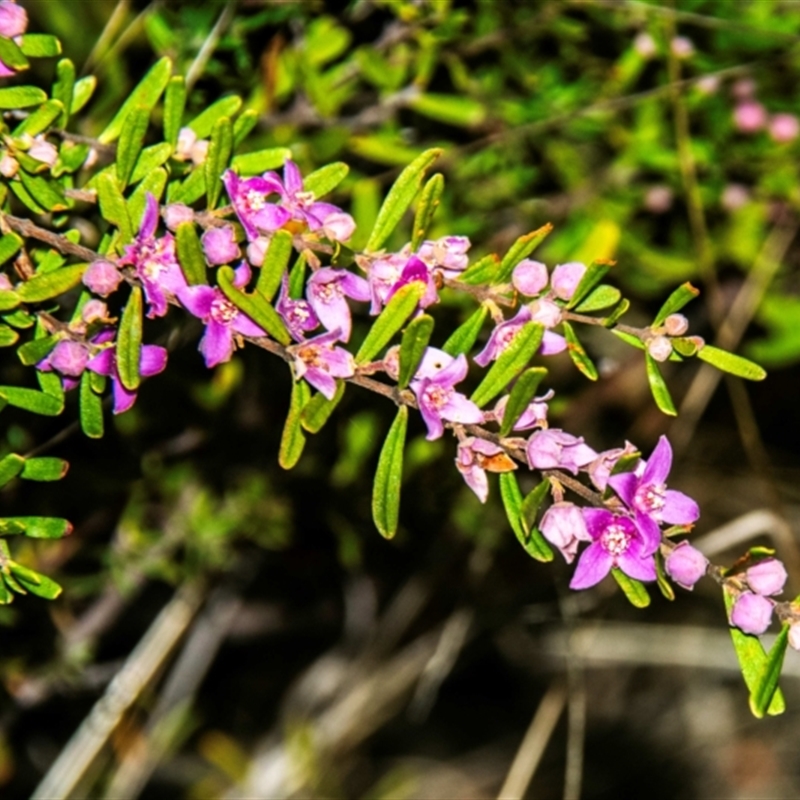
[633,32,656,59]
[163,203,194,231]
[731,78,757,101]
[541,502,591,564]
[321,211,356,243]
[83,148,98,169]
[81,299,108,323]
[247,237,270,267]
[0,154,18,178]
[730,591,774,635]
[665,542,708,590]
[83,260,123,297]
[529,297,562,328]
[670,36,694,59]
[769,113,799,143]
[0,1,27,38]
[550,262,586,301]
[695,75,720,96]
[721,183,749,211]
[512,259,549,297]
[647,335,673,362]
[745,558,788,597]
[175,127,197,160]
[644,186,673,214]
[201,226,239,266]
[733,101,767,133]
[789,624,800,652]
[191,139,209,166]
[49,340,89,378]
[664,314,689,336]
[28,137,58,168]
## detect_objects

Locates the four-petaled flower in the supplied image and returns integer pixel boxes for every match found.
[306,267,370,342]
[276,275,320,342]
[287,329,355,400]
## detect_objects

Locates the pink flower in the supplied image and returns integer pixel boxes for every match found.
[83,260,124,298]
[526,429,596,475]
[541,502,591,564]
[0,1,27,38]
[306,267,370,343]
[664,541,708,590]
[455,437,515,503]
[201,226,240,266]
[733,101,767,133]
[769,113,799,143]
[730,592,773,635]
[287,328,355,400]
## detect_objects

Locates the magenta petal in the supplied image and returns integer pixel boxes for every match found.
[112,379,137,414]
[253,205,291,234]
[232,312,266,338]
[582,508,614,540]
[642,435,672,485]
[310,294,352,341]
[608,472,638,507]
[140,345,168,377]
[634,511,662,554]
[432,353,469,387]
[179,285,216,319]
[283,160,303,194]
[233,261,252,288]
[419,399,445,441]
[441,393,484,424]
[570,542,614,589]
[199,320,234,368]
[323,347,355,379]
[539,331,567,355]
[661,490,699,525]
[616,551,657,582]
[340,272,371,302]
[304,368,337,400]
[87,348,115,376]
[140,193,159,238]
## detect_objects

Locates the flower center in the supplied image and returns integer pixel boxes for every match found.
[422,384,453,411]
[210,296,238,324]
[141,257,165,281]
[295,190,315,208]
[497,324,521,352]
[246,189,265,212]
[313,280,343,305]
[600,523,632,557]
[634,483,666,519]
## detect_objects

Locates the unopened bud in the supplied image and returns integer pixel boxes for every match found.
[730,591,774,635]
[163,203,194,231]
[647,335,673,362]
[664,541,707,590]
[789,624,800,652]
[0,154,18,178]
[28,137,58,168]
[746,558,787,597]
[191,139,209,166]
[664,313,689,336]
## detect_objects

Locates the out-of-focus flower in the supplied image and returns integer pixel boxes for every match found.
[163,203,194,231]
[769,113,800,143]
[0,153,17,178]
[670,36,695,59]
[664,314,689,336]
[721,183,750,211]
[28,136,58,168]
[733,101,767,133]
[541,502,591,563]
[789,624,800,652]
[644,186,673,214]
[665,541,708,590]
[175,127,209,166]
[730,591,774,635]
[633,32,657,59]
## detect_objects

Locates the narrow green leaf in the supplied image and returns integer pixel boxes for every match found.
[0,232,23,267]
[216,266,291,345]
[52,59,75,126]
[645,352,677,416]
[751,625,790,718]
[500,472,554,562]
[97,172,133,243]
[497,224,555,284]
[116,105,150,188]
[9,180,45,214]
[653,282,700,326]
[79,371,104,438]
[611,329,644,350]
[0,85,48,109]
[697,345,766,381]
[0,36,28,69]
[256,229,293,301]
[565,262,610,310]
[99,56,171,144]
[10,566,62,599]
[672,337,701,357]
[0,325,18,347]
[187,95,242,139]
[604,297,630,327]
[20,456,68,482]
[117,286,143,391]
[70,76,96,114]
[232,109,258,147]
[442,304,488,357]
[611,568,651,607]
[230,148,292,177]
[0,385,63,415]
[206,116,233,208]
[562,321,599,381]
[723,586,786,716]
[459,254,502,286]
[655,553,676,601]
[471,323,544,408]
[520,478,551,535]
[0,290,19,313]
[372,405,408,539]
[300,382,346,433]
[37,368,63,400]
[0,516,72,538]
[355,281,425,364]
[18,33,61,58]
[17,334,58,366]
[0,579,12,604]
[176,223,207,285]
[14,99,63,137]
[365,148,442,251]
[574,284,621,313]
[169,167,205,205]
[288,252,307,299]
[499,367,547,436]
[279,376,310,469]
[410,173,444,251]
[128,166,167,225]
[163,75,186,147]
[18,170,67,212]
[303,162,349,198]
[0,453,25,487]
[398,314,434,389]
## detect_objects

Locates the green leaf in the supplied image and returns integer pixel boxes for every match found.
[0,85,47,109]
[187,95,242,139]
[16,334,58,366]
[372,405,407,539]
[611,329,644,350]
[169,167,205,205]
[303,162,349,198]
[500,472,554,562]
[97,172,133,244]
[574,284,622,313]
[458,254,502,286]
[566,262,612,310]
[116,105,150,188]
[562,321,599,381]
[14,99,63,137]
[645,352,677,416]
[288,252,307,298]
[117,286,143,391]
[0,232,23,267]
[672,337,701,357]
[279,375,310,470]
[697,345,766,381]
[604,298,630,327]
[256,229,293,301]
[611,568,651,608]
[216,266,291,345]
[0,453,25,487]
[0,578,11,604]
[163,75,186,147]
[15,263,86,303]
[398,313,434,389]
[751,624,790,718]
[355,281,425,364]
[410,173,444,251]
[0,325,18,347]
[10,565,62,599]
[0,516,72,538]
[471,323,544,408]
[232,109,258,147]
[98,56,171,144]
[407,92,486,127]
[365,148,442,252]
[0,36,28,70]
[128,166,167,225]
[520,478,551,535]
[230,148,292,177]
[70,76,96,114]
[206,116,233,208]
[497,224,555,284]
[176,222,207,285]
[18,170,67,212]
[499,367,547,436]
[653,282,700,326]
[442,304,488,357]
[723,586,785,716]
[300,382,346,433]
[20,457,68,481]
[9,180,44,214]
[79,371,104,438]
[655,554,676,601]
[18,33,61,58]
[52,59,75,126]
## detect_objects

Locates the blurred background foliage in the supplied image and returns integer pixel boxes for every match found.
[6,0,800,797]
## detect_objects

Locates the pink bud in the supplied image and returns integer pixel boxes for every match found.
[81,299,108,323]
[550,262,586,301]
[191,139,209,166]
[540,502,591,564]
[730,591,774,635]
[530,297,562,328]
[731,78,757,100]
[0,1,27,38]
[789,624,800,652]
[321,211,355,243]
[163,203,194,231]
[670,36,695,59]
[733,101,767,133]
[664,314,688,336]
[647,335,673,362]
[512,259,549,297]
[49,340,89,378]
[644,186,673,214]
[695,75,720,96]
[665,542,708,590]
[247,237,270,267]
[0,154,18,178]
[745,558,788,597]
[721,183,749,211]
[83,260,123,297]
[201,226,239,266]
[28,137,58,168]
[769,113,799,143]
[175,127,197,160]
[633,32,656,59]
